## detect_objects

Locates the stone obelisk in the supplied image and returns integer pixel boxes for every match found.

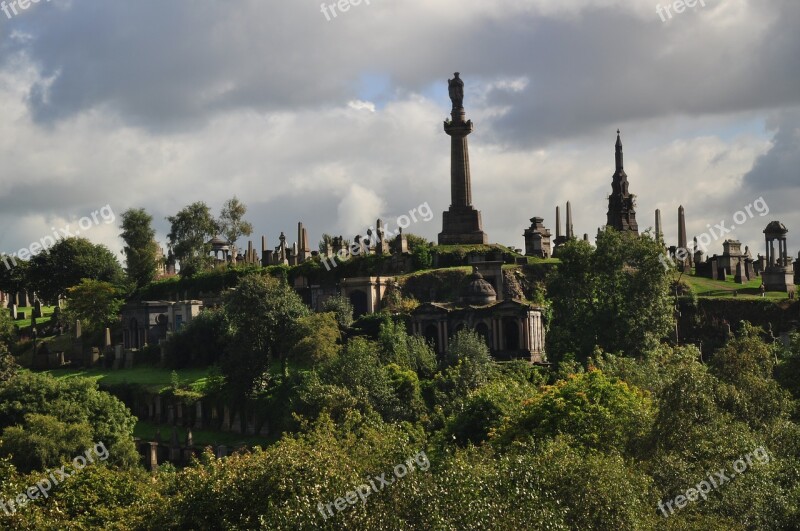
[438,72,488,245]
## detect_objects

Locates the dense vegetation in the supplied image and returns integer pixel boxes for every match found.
[1,214,799,529]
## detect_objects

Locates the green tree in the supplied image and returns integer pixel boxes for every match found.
[164,307,231,368]
[0,308,15,350]
[496,369,655,454]
[0,413,94,473]
[288,312,342,367]
[0,371,138,472]
[223,274,310,394]
[64,279,124,336]
[547,229,673,362]
[166,201,218,277]
[218,196,254,251]
[321,294,354,329]
[27,238,124,303]
[120,208,160,289]
[0,258,29,307]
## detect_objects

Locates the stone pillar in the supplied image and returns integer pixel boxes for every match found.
[194,401,204,429]
[655,209,663,243]
[438,73,488,245]
[146,442,159,471]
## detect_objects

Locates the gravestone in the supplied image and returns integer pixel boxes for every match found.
[9,305,16,319]
[16,311,25,321]
[734,262,745,284]
[194,402,204,429]
[146,442,159,471]
[32,300,42,318]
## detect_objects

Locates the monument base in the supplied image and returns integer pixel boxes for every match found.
[762,267,796,294]
[438,206,488,245]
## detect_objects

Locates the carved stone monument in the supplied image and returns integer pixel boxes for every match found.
[438,72,489,245]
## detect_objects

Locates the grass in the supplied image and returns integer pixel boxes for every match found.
[43,365,214,393]
[133,420,274,449]
[683,273,795,300]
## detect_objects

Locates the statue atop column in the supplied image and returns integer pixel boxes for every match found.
[448,72,464,110]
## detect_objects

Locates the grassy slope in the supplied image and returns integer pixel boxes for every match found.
[683,273,795,300]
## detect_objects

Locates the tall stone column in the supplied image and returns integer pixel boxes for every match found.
[438,72,488,245]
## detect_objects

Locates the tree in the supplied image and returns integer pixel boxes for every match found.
[0,258,29,304]
[0,309,15,350]
[496,369,654,454]
[166,202,218,277]
[321,294,354,329]
[0,371,138,471]
[120,208,160,289]
[223,274,310,394]
[287,312,341,367]
[547,229,673,362]
[217,196,253,251]
[27,238,125,303]
[64,279,124,336]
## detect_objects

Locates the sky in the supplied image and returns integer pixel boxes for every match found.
[0,0,798,265]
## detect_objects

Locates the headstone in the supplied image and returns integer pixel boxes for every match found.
[146,442,159,471]
[32,300,42,319]
[104,328,112,348]
[169,427,181,462]
[75,320,82,339]
[216,445,227,459]
[185,428,194,447]
[9,304,16,319]
[734,262,745,284]
[86,347,100,367]
[222,406,231,431]
[16,311,25,321]
[194,402,204,429]
[231,412,243,434]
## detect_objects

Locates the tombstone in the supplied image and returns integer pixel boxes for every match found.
[185,428,194,447]
[718,267,727,282]
[745,258,756,280]
[17,290,29,308]
[176,403,184,426]
[146,442,159,471]
[194,402,204,429]
[75,320,82,339]
[86,347,100,367]
[104,328,112,349]
[9,304,16,320]
[16,311,25,321]
[124,350,135,369]
[795,251,800,285]
[216,445,228,459]
[231,412,243,434]
[222,406,231,432]
[169,427,181,462]
[166,404,175,424]
[32,300,42,319]
[710,258,719,280]
[734,262,745,284]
